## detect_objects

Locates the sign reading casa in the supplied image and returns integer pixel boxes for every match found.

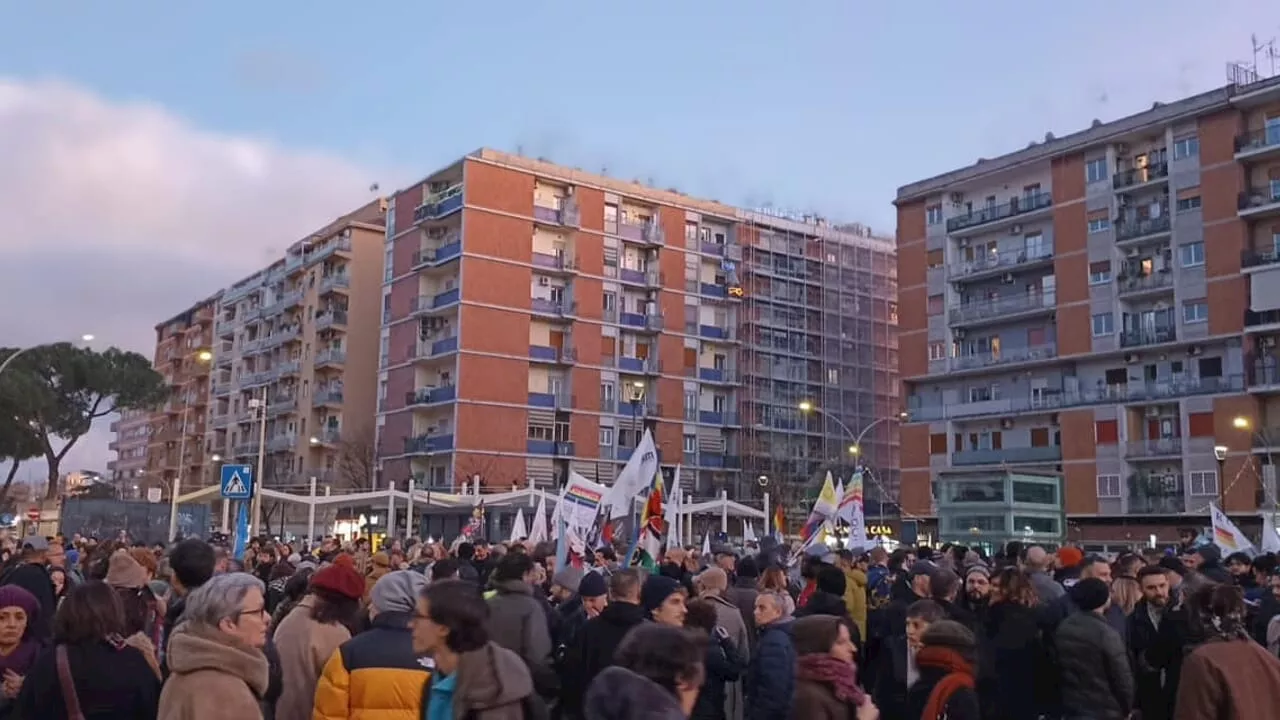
[868,524,894,537]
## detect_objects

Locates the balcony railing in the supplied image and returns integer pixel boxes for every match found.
[1113,161,1169,190]
[267,434,296,452]
[406,385,457,406]
[531,298,576,316]
[319,274,350,293]
[949,292,1054,325]
[413,184,463,223]
[1115,214,1172,242]
[1127,473,1186,514]
[412,240,463,268]
[529,345,576,363]
[951,446,1062,466]
[1235,127,1280,155]
[949,244,1054,279]
[414,335,458,360]
[314,349,346,366]
[946,192,1052,233]
[1116,271,1173,296]
[411,289,461,313]
[1119,326,1176,348]
[528,391,573,409]
[1242,249,1280,270]
[951,343,1057,371]
[313,387,345,406]
[1126,438,1184,458]
[1239,188,1280,213]
[314,310,348,330]
[404,433,455,455]
[697,367,738,383]
[532,252,578,272]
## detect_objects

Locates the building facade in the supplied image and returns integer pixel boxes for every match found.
[376,149,898,509]
[896,75,1280,546]
[107,408,152,489]
[206,200,387,493]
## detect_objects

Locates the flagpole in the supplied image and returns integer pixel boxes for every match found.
[623,483,650,567]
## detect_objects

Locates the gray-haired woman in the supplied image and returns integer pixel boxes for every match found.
[158,572,271,720]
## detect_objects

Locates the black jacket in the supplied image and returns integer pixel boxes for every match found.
[1,563,55,641]
[870,635,910,720]
[560,601,647,718]
[979,601,1052,720]
[690,631,748,720]
[906,662,981,720]
[1054,611,1134,720]
[744,619,794,720]
[15,640,160,719]
[1126,600,1188,720]
[339,610,424,673]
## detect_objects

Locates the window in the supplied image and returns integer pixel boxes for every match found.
[926,205,943,225]
[1173,136,1199,160]
[1183,300,1208,324]
[1095,419,1119,444]
[1188,412,1215,437]
[1086,158,1108,184]
[927,294,944,314]
[1176,196,1202,212]
[1179,242,1204,267]
[928,342,946,361]
[926,249,944,268]
[1091,312,1114,336]
[1189,471,1218,497]
[1096,474,1121,498]
[826,368,838,384]
[1089,261,1112,285]
[1088,217,1111,234]
[968,385,999,402]
[929,433,948,454]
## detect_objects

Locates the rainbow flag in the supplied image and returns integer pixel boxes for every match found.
[799,473,839,547]
[773,504,787,539]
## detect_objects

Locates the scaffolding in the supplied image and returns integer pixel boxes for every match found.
[737,211,899,525]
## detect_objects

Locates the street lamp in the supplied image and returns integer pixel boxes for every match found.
[168,350,215,542]
[798,402,905,521]
[627,381,646,448]
[1213,444,1228,508]
[0,334,95,377]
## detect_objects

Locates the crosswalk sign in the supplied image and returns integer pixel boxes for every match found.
[220,465,254,500]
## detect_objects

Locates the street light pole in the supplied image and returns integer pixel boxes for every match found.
[250,386,268,537]
[168,408,189,542]
[799,401,906,518]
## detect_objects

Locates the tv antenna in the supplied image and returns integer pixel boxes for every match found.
[1227,34,1280,86]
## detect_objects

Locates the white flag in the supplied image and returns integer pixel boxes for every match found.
[527,494,550,546]
[702,531,712,557]
[743,520,758,543]
[605,430,659,519]
[664,468,682,550]
[509,507,529,544]
[1264,514,1280,555]
[1210,503,1256,556]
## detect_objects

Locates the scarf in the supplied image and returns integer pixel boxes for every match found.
[917,646,975,720]
[796,653,866,706]
[0,638,40,675]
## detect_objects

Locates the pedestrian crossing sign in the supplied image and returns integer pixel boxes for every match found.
[220,465,254,499]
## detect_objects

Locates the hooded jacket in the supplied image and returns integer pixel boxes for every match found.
[485,579,557,697]
[158,624,270,720]
[427,641,546,720]
[312,610,432,720]
[584,666,687,720]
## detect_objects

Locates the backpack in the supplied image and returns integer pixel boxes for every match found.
[866,566,896,611]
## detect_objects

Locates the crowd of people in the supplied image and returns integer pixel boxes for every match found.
[0,530,1277,719]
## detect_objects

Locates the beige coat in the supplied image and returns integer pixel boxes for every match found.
[705,593,749,720]
[273,596,352,720]
[159,624,270,720]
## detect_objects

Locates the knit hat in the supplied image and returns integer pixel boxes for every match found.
[921,620,976,652]
[907,560,938,580]
[815,565,847,596]
[1195,544,1221,564]
[792,615,842,655]
[0,586,39,624]
[370,570,427,614]
[1056,546,1084,569]
[1070,577,1110,612]
[311,561,365,600]
[578,571,607,599]
[735,555,760,579]
[641,575,682,614]
[553,567,584,592]
[372,551,391,569]
[287,553,302,564]
[963,564,991,581]
[105,549,149,589]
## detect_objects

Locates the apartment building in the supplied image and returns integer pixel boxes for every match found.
[376,149,897,505]
[140,297,219,498]
[208,200,386,491]
[896,74,1280,544]
[739,214,900,514]
[106,407,151,487]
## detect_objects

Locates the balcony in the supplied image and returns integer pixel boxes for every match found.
[950,343,1057,372]
[533,199,581,228]
[313,387,345,406]
[319,274,350,294]
[699,282,728,299]
[212,381,231,397]
[1113,162,1169,190]
[215,319,236,336]
[698,324,734,341]
[306,238,352,266]
[698,367,738,383]
[268,395,298,415]
[951,446,1062,466]
[411,289,461,313]
[946,192,1052,235]
[280,288,304,308]
[618,219,665,246]
[264,326,300,348]
[531,298,576,318]
[1125,438,1183,459]
[948,244,1055,282]
[233,440,261,457]
[1116,271,1173,298]
[526,439,576,456]
[210,413,230,429]
[529,345,576,364]
[310,429,342,446]
[697,454,742,469]
[619,268,661,286]
[700,241,727,257]
[1243,249,1280,271]
[412,241,463,269]
[1115,214,1172,244]
[527,391,573,409]
[1250,360,1280,389]
[413,184,463,223]
[698,410,740,426]
[949,292,1054,327]
[1247,310,1280,328]
[314,309,348,330]
[267,434,296,452]
[406,385,457,407]
[1127,474,1187,514]
[404,433,454,455]
[414,335,458,360]
[614,355,660,374]
[1119,326,1176,348]
[1235,127,1280,160]
[314,349,346,367]
[532,252,578,273]
[275,360,301,377]
[1238,187,1280,220]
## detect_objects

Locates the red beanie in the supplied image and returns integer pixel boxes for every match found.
[333,553,355,570]
[311,563,364,600]
[1057,546,1084,569]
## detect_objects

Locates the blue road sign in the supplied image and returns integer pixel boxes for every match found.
[220,465,254,500]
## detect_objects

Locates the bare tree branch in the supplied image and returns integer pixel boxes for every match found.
[336,433,377,491]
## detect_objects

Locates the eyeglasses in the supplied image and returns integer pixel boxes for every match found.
[237,606,268,618]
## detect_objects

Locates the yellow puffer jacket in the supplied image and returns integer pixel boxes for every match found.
[843,567,868,642]
[312,613,432,720]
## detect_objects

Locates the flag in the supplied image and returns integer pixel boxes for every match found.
[743,520,758,543]
[1264,514,1280,555]
[605,429,660,519]
[1210,503,1256,555]
[635,471,666,570]
[837,471,864,525]
[834,478,846,521]
[702,530,712,556]
[799,473,839,546]
[842,472,870,551]
[664,467,682,550]
[509,507,529,544]
[527,495,549,546]
[773,504,787,540]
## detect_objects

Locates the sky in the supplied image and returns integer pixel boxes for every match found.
[1,1,1279,480]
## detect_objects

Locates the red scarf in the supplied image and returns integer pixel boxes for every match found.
[798,579,817,608]
[797,653,866,706]
[917,646,975,720]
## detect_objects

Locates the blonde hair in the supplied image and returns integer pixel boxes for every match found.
[1110,576,1142,615]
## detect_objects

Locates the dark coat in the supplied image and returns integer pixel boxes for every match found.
[1126,600,1189,720]
[584,666,687,720]
[1054,611,1134,720]
[559,601,646,719]
[726,577,759,650]
[16,639,161,720]
[791,675,857,720]
[869,635,909,720]
[905,663,981,720]
[2,563,56,641]
[691,631,748,720]
[978,601,1052,720]
[744,620,795,720]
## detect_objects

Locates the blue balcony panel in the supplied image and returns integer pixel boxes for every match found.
[529,345,557,361]
[431,336,459,355]
[405,434,455,454]
[528,392,556,408]
[618,356,645,372]
[699,324,727,340]
[700,283,727,298]
[620,312,645,328]
[406,385,457,406]
[433,288,461,308]
[527,439,555,455]
[699,410,724,425]
[698,368,724,382]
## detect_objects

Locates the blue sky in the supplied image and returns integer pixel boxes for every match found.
[7,1,1276,233]
[1,1,1278,478]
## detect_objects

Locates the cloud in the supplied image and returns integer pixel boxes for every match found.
[0,77,383,477]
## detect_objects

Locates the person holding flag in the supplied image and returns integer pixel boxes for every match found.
[630,470,666,571]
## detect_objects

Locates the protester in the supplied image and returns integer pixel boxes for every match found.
[1054,578,1134,720]
[0,586,41,718]
[745,590,795,720]
[791,614,877,720]
[273,556,364,720]
[0,537,56,640]
[561,569,647,718]
[1176,583,1280,718]
[684,598,748,720]
[585,624,705,720]
[905,620,980,720]
[485,552,557,698]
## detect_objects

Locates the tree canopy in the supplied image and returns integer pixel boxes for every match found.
[0,343,168,500]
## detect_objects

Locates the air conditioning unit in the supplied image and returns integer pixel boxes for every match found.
[538,277,550,286]
[1125,353,1140,364]
[1263,337,1277,348]
[949,192,964,204]
[1009,224,1023,235]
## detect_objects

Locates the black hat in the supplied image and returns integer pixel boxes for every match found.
[641,575,682,613]
[578,571,607,599]
[1071,577,1111,612]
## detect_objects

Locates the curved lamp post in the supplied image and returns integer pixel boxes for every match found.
[798,402,909,519]
[0,335,95,378]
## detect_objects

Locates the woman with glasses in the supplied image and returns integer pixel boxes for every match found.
[157,572,272,720]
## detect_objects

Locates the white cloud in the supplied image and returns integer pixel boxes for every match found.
[0,78,384,478]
